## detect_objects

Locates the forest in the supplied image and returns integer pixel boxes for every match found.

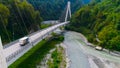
[0,0,91,44]
[66,0,120,51]
[0,0,42,44]
[27,0,91,20]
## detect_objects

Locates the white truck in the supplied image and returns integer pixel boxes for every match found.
[19,37,29,46]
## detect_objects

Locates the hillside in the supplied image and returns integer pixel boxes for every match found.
[0,0,42,44]
[66,0,120,51]
[27,0,91,20]
[0,0,91,44]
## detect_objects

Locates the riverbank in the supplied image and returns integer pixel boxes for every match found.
[63,31,120,68]
[47,45,66,68]
[36,42,67,68]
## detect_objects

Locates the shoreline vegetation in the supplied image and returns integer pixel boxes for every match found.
[66,0,120,52]
[9,33,65,68]
[47,45,66,68]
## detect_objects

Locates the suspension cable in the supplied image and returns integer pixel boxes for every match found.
[14,0,29,34]
[0,15,11,42]
[21,3,33,31]
[4,0,26,41]
[9,4,26,37]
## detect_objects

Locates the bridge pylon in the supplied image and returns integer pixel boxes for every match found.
[59,1,71,22]
[0,37,7,68]
[65,1,71,22]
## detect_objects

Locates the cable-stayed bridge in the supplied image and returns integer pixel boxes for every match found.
[0,1,71,68]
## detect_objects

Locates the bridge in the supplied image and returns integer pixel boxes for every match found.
[0,1,71,68]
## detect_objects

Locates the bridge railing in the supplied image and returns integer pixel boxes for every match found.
[6,43,32,63]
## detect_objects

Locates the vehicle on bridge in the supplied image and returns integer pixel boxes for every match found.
[19,37,29,46]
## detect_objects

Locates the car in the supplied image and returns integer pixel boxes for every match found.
[95,46,102,51]
[19,37,29,46]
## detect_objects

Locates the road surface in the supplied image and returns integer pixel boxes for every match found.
[64,31,120,68]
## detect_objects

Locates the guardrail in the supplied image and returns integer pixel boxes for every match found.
[6,43,32,62]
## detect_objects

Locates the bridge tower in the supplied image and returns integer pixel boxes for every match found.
[59,1,71,22]
[65,1,71,22]
[0,37,7,68]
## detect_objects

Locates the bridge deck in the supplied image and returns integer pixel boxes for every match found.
[3,22,68,66]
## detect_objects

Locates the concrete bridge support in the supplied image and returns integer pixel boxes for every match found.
[0,37,7,68]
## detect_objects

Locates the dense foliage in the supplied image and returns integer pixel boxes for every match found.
[0,0,91,44]
[0,0,42,44]
[27,0,91,20]
[66,0,120,51]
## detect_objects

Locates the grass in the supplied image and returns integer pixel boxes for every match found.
[47,46,66,68]
[9,35,64,68]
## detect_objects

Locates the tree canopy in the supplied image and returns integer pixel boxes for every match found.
[0,0,42,44]
[27,0,91,20]
[66,0,120,51]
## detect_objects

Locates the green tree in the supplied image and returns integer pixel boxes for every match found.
[108,35,120,51]
[0,0,43,44]
[98,25,118,49]
[0,3,10,43]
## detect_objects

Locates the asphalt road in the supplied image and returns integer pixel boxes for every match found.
[63,31,120,68]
